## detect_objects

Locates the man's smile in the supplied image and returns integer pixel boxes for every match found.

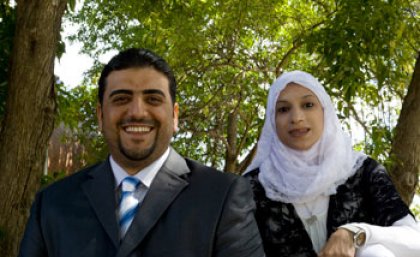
[123,125,153,133]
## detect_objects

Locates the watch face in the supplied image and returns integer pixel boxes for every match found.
[355,231,366,247]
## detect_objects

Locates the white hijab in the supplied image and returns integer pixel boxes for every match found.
[245,70,366,204]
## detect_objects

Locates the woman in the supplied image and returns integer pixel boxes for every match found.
[244,70,420,257]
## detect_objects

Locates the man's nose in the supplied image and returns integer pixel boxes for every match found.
[127,98,148,118]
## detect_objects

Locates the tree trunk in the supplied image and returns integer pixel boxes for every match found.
[224,110,238,173]
[0,1,67,256]
[389,52,420,205]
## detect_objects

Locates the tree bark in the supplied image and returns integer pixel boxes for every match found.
[224,110,238,173]
[389,52,420,205]
[0,1,67,256]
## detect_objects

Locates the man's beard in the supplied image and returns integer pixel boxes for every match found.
[119,139,156,161]
[117,117,158,161]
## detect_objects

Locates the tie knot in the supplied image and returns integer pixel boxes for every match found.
[121,177,141,193]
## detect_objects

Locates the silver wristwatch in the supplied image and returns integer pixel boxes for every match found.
[340,225,367,249]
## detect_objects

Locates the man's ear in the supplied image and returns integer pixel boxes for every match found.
[96,102,103,132]
[173,103,179,133]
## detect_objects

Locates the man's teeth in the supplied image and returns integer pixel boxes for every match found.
[125,126,151,132]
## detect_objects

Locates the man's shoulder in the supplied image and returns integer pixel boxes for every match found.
[185,158,238,180]
[182,158,249,192]
[181,158,252,203]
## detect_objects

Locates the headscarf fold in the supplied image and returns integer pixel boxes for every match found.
[245,71,366,203]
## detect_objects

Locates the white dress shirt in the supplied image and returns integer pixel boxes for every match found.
[110,148,170,205]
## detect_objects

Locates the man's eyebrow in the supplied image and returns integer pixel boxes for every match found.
[109,89,133,98]
[143,89,165,97]
[108,88,166,98]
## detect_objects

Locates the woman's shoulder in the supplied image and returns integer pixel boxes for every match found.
[243,167,260,178]
[347,156,385,182]
[243,168,260,187]
[243,168,270,201]
[337,156,392,199]
[359,156,382,172]
[359,156,411,225]
[243,168,261,189]
[356,156,391,184]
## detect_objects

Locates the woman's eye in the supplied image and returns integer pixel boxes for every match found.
[277,106,289,113]
[304,102,314,108]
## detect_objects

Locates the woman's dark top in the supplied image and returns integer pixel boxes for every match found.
[245,157,411,257]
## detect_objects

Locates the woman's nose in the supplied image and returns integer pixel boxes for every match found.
[290,108,304,124]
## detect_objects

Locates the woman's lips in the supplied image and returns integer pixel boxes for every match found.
[289,128,310,137]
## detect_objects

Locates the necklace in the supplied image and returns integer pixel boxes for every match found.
[306,215,317,225]
[303,203,318,225]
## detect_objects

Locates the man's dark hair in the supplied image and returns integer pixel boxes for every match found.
[98,48,176,105]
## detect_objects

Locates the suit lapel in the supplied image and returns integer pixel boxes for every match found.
[81,160,120,248]
[116,149,190,257]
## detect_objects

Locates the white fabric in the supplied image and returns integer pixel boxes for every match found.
[357,244,396,257]
[350,214,420,257]
[293,213,420,255]
[111,147,170,189]
[244,70,367,203]
[293,196,329,253]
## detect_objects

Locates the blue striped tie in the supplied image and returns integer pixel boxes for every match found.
[118,177,141,238]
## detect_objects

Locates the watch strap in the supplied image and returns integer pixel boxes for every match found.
[339,224,366,248]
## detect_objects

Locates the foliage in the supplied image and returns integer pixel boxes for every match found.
[67,0,419,173]
[306,0,419,163]
[69,0,325,171]
[56,82,107,166]
[41,170,67,187]
[411,204,420,220]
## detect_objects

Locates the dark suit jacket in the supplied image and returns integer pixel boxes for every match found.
[18,149,264,257]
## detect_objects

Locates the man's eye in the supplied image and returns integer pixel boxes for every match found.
[147,96,163,104]
[112,96,129,104]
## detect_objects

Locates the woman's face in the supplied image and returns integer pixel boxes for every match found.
[275,83,324,150]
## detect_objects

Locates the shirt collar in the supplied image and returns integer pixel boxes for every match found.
[110,147,170,189]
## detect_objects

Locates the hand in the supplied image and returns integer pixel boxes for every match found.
[318,228,356,257]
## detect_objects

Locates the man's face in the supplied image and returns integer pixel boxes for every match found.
[97,67,179,174]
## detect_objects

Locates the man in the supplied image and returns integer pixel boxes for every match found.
[19,48,264,257]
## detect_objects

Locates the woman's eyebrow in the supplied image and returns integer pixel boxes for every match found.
[276,94,314,104]
[303,94,315,98]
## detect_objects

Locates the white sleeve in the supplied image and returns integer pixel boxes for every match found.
[350,214,420,257]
